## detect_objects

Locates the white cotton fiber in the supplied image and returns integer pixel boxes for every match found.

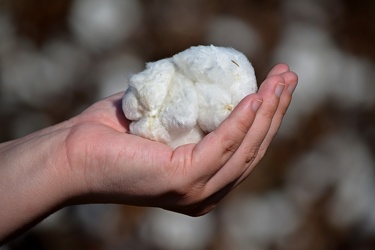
[122,45,257,148]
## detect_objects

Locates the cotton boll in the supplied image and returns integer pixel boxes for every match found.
[129,59,175,111]
[229,69,257,104]
[197,83,233,132]
[173,45,256,89]
[122,45,257,148]
[173,47,256,118]
[173,46,256,133]
[122,88,144,121]
[160,75,199,131]
[214,46,257,93]
[129,117,171,144]
[168,126,205,149]
[124,59,179,144]
[172,45,222,83]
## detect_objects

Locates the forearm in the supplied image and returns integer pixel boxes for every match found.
[0,121,78,243]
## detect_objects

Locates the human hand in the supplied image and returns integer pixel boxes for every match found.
[0,63,297,243]
[64,63,298,216]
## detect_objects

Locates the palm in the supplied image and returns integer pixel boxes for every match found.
[65,93,184,205]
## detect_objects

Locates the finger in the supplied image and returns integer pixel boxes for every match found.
[259,71,298,147]
[205,75,285,192]
[235,70,298,185]
[251,71,298,163]
[267,63,290,78]
[190,93,264,179]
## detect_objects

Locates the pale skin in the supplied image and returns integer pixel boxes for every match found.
[0,63,298,244]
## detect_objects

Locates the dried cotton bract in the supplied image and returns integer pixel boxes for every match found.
[122,45,257,148]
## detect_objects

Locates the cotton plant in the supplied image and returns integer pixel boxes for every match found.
[122,45,257,148]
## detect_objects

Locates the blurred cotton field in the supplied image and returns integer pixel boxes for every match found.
[1,0,375,249]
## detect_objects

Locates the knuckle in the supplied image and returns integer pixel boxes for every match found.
[221,132,242,155]
[260,108,276,120]
[234,118,252,136]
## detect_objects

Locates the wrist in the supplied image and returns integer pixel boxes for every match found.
[0,120,80,242]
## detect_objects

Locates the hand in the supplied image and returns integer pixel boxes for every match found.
[64,63,298,215]
[0,63,297,243]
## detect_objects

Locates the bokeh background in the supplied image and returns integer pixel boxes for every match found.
[1,0,375,249]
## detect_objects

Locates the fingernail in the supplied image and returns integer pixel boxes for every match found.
[252,99,262,112]
[275,83,285,97]
[287,84,296,94]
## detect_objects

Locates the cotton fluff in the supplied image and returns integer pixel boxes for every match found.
[122,45,257,148]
